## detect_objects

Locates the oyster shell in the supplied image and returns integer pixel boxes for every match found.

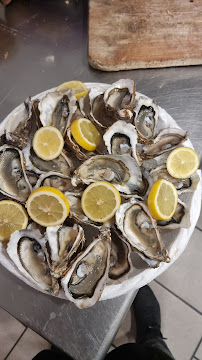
[133,96,158,142]
[141,128,189,159]
[150,164,200,194]
[5,97,33,150]
[34,172,73,192]
[61,231,111,308]
[116,198,169,262]
[109,229,132,281]
[103,120,140,164]
[38,89,77,135]
[24,147,73,176]
[72,155,144,195]
[46,224,85,278]
[103,79,135,121]
[0,145,31,202]
[157,199,190,229]
[7,229,52,291]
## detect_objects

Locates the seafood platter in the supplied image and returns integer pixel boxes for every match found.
[0,79,201,308]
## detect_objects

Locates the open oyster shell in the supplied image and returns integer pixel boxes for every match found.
[61,231,111,309]
[141,128,189,159]
[45,224,85,278]
[103,79,135,121]
[33,172,73,192]
[157,199,190,229]
[7,229,53,292]
[0,145,32,202]
[38,89,77,135]
[109,229,132,282]
[103,120,140,164]
[133,96,158,142]
[71,154,145,195]
[115,198,170,262]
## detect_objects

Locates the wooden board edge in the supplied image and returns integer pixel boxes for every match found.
[88,55,202,72]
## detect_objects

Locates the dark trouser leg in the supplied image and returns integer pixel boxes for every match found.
[105,343,174,360]
[33,349,73,360]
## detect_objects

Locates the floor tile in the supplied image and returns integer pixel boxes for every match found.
[112,307,136,347]
[150,281,202,360]
[7,328,51,360]
[0,306,25,360]
[196,206,202,230]
[156,228,202,313]
[195,338,202,359]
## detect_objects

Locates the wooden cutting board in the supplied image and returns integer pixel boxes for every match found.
[89,0,202,71]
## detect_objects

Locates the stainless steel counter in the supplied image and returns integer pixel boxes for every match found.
[0,1,201,359]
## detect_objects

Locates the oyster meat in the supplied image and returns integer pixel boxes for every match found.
[116,198,169,262]
[0,145,31,202]
[141,128,189,159]
[72,154,145,195]
[61,231,111,308]
[38,89,77,135]
[134,96,158,142]
[34,172,72,192]
[7,229,52,291]
[103,120,140,164]
[46,224,85,278]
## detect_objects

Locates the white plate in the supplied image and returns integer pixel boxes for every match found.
[0,83,201,301]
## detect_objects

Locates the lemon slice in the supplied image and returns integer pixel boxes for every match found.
[70,118,101,151]
[57,80,88,98]
[26,186,70,227]
[148,179,178,221]
[166,147,200,179]
[0,201,28,241]
[81,181,121,223]
[32,126,64,161]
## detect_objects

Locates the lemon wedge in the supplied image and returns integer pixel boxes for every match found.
[32,126,64,161]
[166,147,200,179]
[148,179,178,221]
[0,201,28,241]
[81,181,121,223]
[57,80,88,98]
[26,186,70,227]
[70,118,101,151]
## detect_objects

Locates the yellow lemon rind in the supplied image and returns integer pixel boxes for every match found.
[81,181,121,223]
[0,200,28,241]
[32,126,64,161]
[71,118,100,151]
[148,179,178,221]
[26,186,70,227]
[166,147,200,179]
[56,81,88,98]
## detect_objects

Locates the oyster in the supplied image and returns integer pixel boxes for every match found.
[103,120,140,164]
[34,172,73,192]
[38,89,77,135]
[157,199,190,229]
[103,79,135,121]
[150,164,200,194]
[0,145,31,202]
[72,155,144,195]
[109,229,132,281]
[23,147,73,176]
[46,224,85,278]
[116,198,169,262]
[133,96,158,142]
[5,97,33,149]
[7,229,52,291]
[61,231,111,308]
[141,128,189,159]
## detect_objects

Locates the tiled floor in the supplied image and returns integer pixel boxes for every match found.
[0,214,201,360]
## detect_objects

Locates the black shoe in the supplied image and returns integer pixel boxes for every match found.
[133,285,162,344]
